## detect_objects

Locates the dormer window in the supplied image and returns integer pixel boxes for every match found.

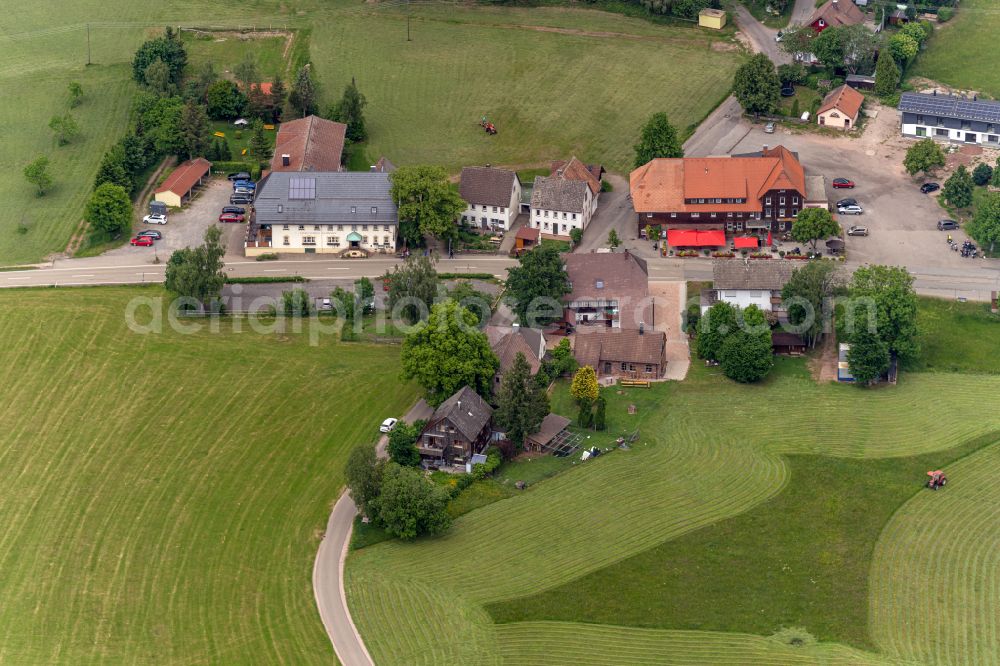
[371,207,378,214]
[277,204,283,213]
[351,206,356,214]
[596,280,604,289]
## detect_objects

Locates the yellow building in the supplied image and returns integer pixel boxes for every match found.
[698,8,726,29]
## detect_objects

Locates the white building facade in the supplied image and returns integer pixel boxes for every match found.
[458,166,522,232]
[529,177,595,237]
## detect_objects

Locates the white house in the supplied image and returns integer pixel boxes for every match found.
[529,177,595,237]
[458,166,522,232]
[701,260,796,314]
[245,171,397,256]
[899,92,1000,147]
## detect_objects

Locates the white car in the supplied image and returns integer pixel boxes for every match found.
[837,205,864,215]
[775,31,783,43]
[379,417,398,433]
[143,214,167,225]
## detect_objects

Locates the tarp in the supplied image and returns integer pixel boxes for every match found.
[666,229,726,247]
[734,236,758,249]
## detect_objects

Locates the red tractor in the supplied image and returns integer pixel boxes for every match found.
[927,470,948,490]
[480,115,497,135]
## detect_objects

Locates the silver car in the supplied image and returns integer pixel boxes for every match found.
[837,204,863,215]
[847,225,868,236]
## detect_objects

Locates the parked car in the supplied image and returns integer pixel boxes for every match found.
[227,172,251,181]
[230,194,253,205]
[130,236,154,246]
[143,213,167,225]
[222,206,246,215]
[837,204,864,215]
[775,31,783,42]
[233,187,254,196]
[938,219,959,230]
[847,225,869,236]
[319,298,333,311]
[380,417,398,433]
[832,178,855,189]
[920,182,940,194]
[219,212,245,223]
[233,180,256,190]
[136,230,162,240]
[764,122,775,134]
[836,198,857,208]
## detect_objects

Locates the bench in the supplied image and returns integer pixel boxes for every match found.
[619,379,650,388]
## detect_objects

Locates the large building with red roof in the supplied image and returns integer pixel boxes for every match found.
[629,145,807,240]
[270,115,347,173]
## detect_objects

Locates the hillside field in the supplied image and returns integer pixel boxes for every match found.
[0,287,418,663]
[910,0,1000,97]
[0,0,742,265]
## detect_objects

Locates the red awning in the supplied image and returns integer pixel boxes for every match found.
[734,236,759,249]
[767,231,772,246]
[666,229,726,247]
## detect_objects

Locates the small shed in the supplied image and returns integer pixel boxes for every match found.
[845,74,876,91]
[771,331,806,355]
[838,343,855,382]
[524,414,571,453]
[817,84,864,130]
[699,8,727,29]
[154,158,212,208]
[515,226,540,252]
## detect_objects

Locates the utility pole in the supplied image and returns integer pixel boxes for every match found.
[86,24,91,65]
[407,0,412,42]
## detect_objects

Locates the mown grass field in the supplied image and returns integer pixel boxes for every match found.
[346,354,1000,664]
[0,287,418,663]
[910,0,1000,97]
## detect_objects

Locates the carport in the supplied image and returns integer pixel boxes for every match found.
[154,158,212,208]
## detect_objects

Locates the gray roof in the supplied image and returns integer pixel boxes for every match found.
[253,171,397,226]
[846,74,875,83]
[459,167,518,208]
[530,176,589,214]
[899,92,1000,124]
[430,386,493,442]
[712,260,796,291]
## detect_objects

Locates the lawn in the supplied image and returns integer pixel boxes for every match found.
[0,286,418,663]
[779,84,821,117]
[181,31,289,81]
[346,356,1000,664]
[910,296,1000,374]
[910,0,1000,98]
[209,120,276,160]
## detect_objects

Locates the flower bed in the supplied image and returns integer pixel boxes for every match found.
[783,254,809,260]
[711,251,735,258]
[676,250,700,257]
[749,253,772,259]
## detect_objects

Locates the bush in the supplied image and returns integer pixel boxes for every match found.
[225,275,305,283]
[255,253,279,261]
[212,161,262,180]
[594,397,607,431]
[472,446,502,480]
[937,6,952,21]
[973,163,994,187]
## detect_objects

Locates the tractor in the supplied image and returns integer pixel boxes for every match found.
[479,115,497,135]
[926,470,948,490]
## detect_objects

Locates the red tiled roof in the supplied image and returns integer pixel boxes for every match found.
[270,115,347,173]
[574,329,666,368]
[629,146,806,214]
[550,157,601,195]
[808,0,866,28]
[155,158,212,196]
[515,226,540,241]
[818,84,864,119]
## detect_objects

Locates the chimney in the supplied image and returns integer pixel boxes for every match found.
[933,90,937,96]
[457,400,461,411]
[281,154,290,167]
[512,323,520,330]
[763,144,769,152]
[370,165,376,172]
[639,322,645,335]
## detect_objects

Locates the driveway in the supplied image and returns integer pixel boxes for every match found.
[577,174,631,252]
[650,281,691,380]
[732,3,789,65]
[107,178,245,259]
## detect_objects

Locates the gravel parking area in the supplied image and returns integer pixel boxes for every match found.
[108,178,246,260]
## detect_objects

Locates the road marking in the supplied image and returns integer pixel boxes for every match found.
[4,277,30,281]
[263,269,287,273]
[72,274,95,277]
[326,268,350,270]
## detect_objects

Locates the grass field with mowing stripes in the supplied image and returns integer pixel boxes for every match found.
[870,439,1000,665]
[910,0,1000,98]
[0,287,417,663]
[347,360,1000,663]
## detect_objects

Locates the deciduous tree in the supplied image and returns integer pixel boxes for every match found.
[719,305,773,383]
[132,33,187,86]
[344,443,384,518]
[49,113,79,146]
[386,254,439,325]
[847,265,918,361]
[781,261,845,347]
[144,58,175,97]
[94,146,132,191]
[633,112,683,168]
[733,53,781,118]
[206,80,246,120]
[68,81,83,107]
[942,165,974,208]
[447,280,493,327]
[570,365,599,405]
[812,26,847,70]
[969,191,1000,254]
[233,54,259,95]
[607,229,621,250]
[85,183,132,235]
[888,32,919,64]
[400,300,499,404]
[972,162,994,187]
[839,25,879,74]
[23,156,53,196]
[164,226,227,310]
[370,462,452,540]
[791,207,840,251]
[903,138,945,176]
[847,328,890,385]
[387,421,423,467]
[494,352,549,448]
[389,165,466,241]
[504,244,569,326]
[697,300,737,361]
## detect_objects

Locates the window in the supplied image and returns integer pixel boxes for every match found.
[351,206,356,214]
[500,207,505,213]
[383,236,390,245]
[698,198,705,204]
[326,237,337,246]
[534,209,541,216]
[779,209,786,218]
[544,222,549,230]
[298,225,305,231]
[362,236,369,243]
[936,116,944,127]
[562,212,567,220]
[670,213,677,218]
[362,225,368,231]
[351,225,357,231]
[726,222,734,231]
[562,224,567,232]
[383,225,390,232]
[765,197,772,205]
[961,120,971,130]
[736,221,743,231]
[691,213,700,218]
[727,212,733,218]
[371,207,378,214]
[916,127,927,137]
[492,206,498,213]
[792,197,799,205]
[765,208,772,218]
[629,364,636,371]
[645,365,653,373]
[791,207,798,216]
[779,222,787,231]
[282,236,290,246]
[572,213,577,220]
[710,213,717,218]
[620,362,627,371]
[916,115,925,125]
[282,224,289,230]
[936,128,949,137]
[337,225,343,231]
[989,135,1000,143]
[302,236,316,245]
[314,225,321,231]
[544,210,549,217]
[779,197,786,205]
[326,225,333,231]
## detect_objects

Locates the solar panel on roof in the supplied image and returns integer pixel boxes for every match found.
[288,177,316,200]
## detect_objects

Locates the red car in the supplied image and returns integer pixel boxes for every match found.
[130,236,154,247]
[832,178,855,189]
[219,212,246,223]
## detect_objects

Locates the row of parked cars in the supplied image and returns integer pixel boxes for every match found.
[229,171,255,206]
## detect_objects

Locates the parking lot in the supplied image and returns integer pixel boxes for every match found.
[720,105,991,271]
[109,178,247,259]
